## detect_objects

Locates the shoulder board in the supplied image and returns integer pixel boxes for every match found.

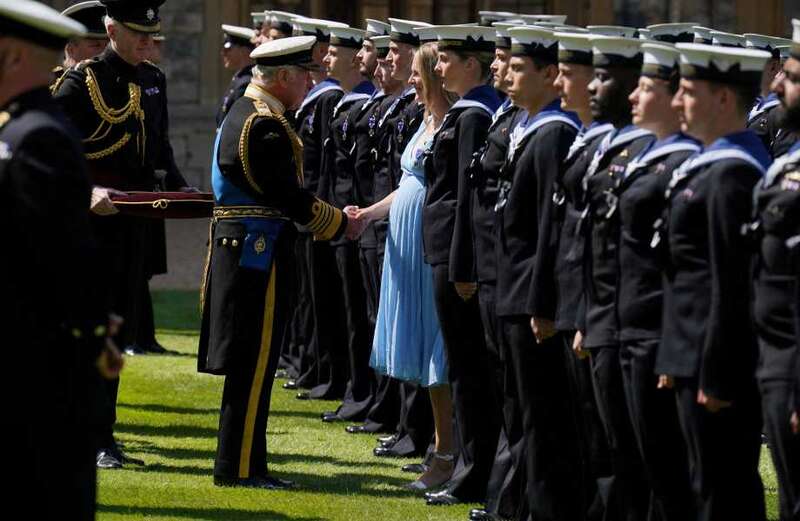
[74,58,99,73]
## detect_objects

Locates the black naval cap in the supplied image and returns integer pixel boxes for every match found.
[0,0,87,50]
[62,1,107,39]
[251,34,318,70]
[100,0,165,34]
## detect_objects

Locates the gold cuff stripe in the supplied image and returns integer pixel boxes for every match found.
[199,219,214,313]
[239,263,277,477]
[307,199,343,241]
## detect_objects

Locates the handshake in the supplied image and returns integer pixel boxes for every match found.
[343,205,371,241]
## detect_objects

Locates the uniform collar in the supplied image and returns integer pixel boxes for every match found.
[455,84,502,114]
[351,80,376,96]
[100,45,139,79]
[705,129,772,172]
[244,83,286,115]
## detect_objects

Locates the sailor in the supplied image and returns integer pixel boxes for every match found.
[216,24,256,127]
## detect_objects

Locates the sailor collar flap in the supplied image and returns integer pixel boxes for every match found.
[298,80,344,113]
[507,111,580,162]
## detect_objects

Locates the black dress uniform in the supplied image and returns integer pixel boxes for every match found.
[748,93,782,153]
[217,66,253,128]
[618,133,699,521]
[2,86,108,521]
[766,106,800,158]
[424,82,501,503]
[472,97,525,520]
[582,123,655,521]
[750,140,800,521]
[199,82,347,483]
[53,40,178,459]
[656,131,771,521]
[495,94,583,519]
[293,78,349,399]
[323,79,377,422]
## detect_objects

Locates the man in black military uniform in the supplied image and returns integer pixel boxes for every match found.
[0,0,121,517]
[57,1,108,75]
[467,21,525,521]
[580,36,655,521]
[744,34,792,154]
[53,0,190,469]
[749,24,800,521]
[372,18,435,461]
[318,26,377,425]
[198,34,359,489]
[662,42,773,521]
[216,24,255,128]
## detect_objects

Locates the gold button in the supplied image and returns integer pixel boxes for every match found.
[222,238,228,246]
[231,239,239,247]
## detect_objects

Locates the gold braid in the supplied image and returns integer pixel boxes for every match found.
[84,67,146,162]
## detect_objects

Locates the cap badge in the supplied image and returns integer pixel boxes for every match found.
[147,8,155,21]
[254,235,266,254]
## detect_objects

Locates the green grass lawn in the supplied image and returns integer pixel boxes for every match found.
[98,290,781,520]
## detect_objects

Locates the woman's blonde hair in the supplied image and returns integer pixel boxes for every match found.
[415,42,458,109]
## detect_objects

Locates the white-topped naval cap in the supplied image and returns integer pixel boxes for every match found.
[371,35,391,51]
[268,11,295,32]
[329,26,367,48]
[676,42,772,85]
[519,14,568,25]
[251,34,318,69]
[641,42,680,79]
[291,16,349,41]
[221,24,256,48]
[365,19,390,37]
[587,25,637,38]
[478,11,518,26]
[556,31,593,64]
[433,25,497,52]
[693,26,713,44]
[637,28,651,40]
[508,25,558,61]
[646,23,697,43]
[0,0,87,50]
[251,11,266,24]
[388,17,432,46]
[710,30,745,47]
[591,35,643,67]
[744,33,792,57]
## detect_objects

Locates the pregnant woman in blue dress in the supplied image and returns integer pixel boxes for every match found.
[353,43,458,490]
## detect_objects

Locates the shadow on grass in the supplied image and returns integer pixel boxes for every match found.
[116,423,218,439]
[98,504,325,521]
[118,402,219,415]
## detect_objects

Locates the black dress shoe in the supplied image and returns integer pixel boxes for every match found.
[295,391,311,400]
[321,411,342,423]
[96,449,123,469]
[402,463,429,473]
[373,446,405,458]
[213,475,295,490]
[282,380,298,390]
[425,490,461,506]
[377,434,396,444]
[275,368,289,379]
[124,344,147,356]
[469,508,506,521]
[346,424,370,434]
[142,341,167,354]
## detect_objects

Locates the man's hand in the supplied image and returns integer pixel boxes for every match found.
[531,317,556,344]
[454,282,477,301]
[344,206,365,240]
[658,375,674,389]
[697,389,732,413]
[572,330,589,359]
[90,186,125,215]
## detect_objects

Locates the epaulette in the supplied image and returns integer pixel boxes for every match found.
[50,66,69,96]
[75,58,98,72]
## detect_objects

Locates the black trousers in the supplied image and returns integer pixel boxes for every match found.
[480,284,524,519]
[214,255,290,479]
[499,317,583,521]
[619,339,694,521]
[332,242,375,420]
[589,345,649,521]
[674,377,766,521]
[306,241,349,399]
[760,379,800,521]
[432,264,499,501]
[280,232,315,380]
[388,382,434,456]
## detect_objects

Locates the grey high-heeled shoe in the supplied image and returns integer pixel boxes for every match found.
[404,452,455,491]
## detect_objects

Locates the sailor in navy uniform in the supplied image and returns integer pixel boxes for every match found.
[552,30,615,521]
[53,0,189,469]
[264,11,295,41]
[372,18,435,460]
[199,36,358,490]
[421,25,502,507]
[289,17,350,400]
[468,22,526,521]
[748,22,800,521]
[0,1,118,517]
[488,26,583,520]
[744,34,793,153]
[661,42,773,521]
[216,25,256,128]
[581,35,655,521]
[317,27,377,425]
[618,42,699,521]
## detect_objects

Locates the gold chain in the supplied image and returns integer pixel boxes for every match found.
[85,132,131,160]
[85,67,145,125]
